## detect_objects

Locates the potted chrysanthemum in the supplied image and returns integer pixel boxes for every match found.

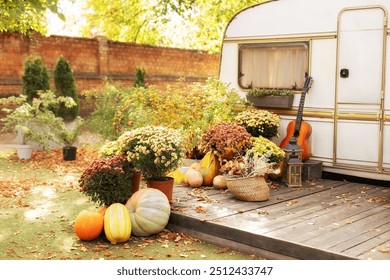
[116,126,185,201]
[198,121,252,161]
[234,109,281,139]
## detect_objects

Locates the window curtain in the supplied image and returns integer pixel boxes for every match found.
[240,43,308,89]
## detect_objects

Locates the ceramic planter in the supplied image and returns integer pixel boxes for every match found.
[16,144,33,159]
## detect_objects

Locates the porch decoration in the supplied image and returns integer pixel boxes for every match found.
[125,188,171,237]
[199,151,221,185]
[73,209,104,241]
[104,203,132,244]
[212,175,227,189]
[223,153,277,202]
[117,126,185,201]
[281,136,303,181]
[234,109,281,139]
[286,150,303,187]
[146,177,175,202]
[246,88,294,109]
[198,121,252,161]
[78,154,137,206]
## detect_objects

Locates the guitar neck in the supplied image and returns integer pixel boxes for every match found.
[293,76,312,135]
[294,92,307,133]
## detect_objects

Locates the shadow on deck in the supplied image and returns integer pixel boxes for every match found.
[167,178,390,260]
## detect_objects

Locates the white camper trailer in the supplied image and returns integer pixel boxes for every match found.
[219,0,390,181]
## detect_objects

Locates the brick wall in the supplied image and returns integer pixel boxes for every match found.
[0,32,220,98]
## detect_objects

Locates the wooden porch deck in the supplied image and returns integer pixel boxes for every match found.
[167,178,390,260]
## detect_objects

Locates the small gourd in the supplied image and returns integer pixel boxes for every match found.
[213,175,227,189]
[186,169,203,188]
[104,203,131,244]
[200,152,221,185]
[125,188,170,237]
[74,210,104,241]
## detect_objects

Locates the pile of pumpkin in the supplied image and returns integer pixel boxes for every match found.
[177,151,228,190]
[74,188,171,244]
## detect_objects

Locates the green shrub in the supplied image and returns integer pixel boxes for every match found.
[133,67,146,88]
[22,57,50,103]
[83,78,246,157]
[54,56,80,121]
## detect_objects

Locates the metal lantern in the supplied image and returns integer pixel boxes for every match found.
[286,149,303,187]
[282,136,302,181]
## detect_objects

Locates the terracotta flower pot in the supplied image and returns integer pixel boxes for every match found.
[131,172,142,194]
[146,177,174,202]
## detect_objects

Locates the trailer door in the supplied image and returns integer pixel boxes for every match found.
[334,7,387,172]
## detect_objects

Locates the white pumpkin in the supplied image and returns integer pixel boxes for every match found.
[125,188,171,237]
[185,169,203,188]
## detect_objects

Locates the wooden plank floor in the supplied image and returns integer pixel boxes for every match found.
[167,178,390,260]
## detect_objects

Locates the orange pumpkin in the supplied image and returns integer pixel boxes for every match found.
[74,210,104,241]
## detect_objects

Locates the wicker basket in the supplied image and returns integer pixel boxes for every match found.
[227,175,270,201]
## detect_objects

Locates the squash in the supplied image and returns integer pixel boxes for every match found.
[186,169,203,188]
[168,169,185,184]
[213,175,227,189]
[104,203,131,244]
[125,188,170,237]
[74,210,104,241]
[200,152,221,185]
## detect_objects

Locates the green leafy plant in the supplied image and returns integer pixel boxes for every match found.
[234,109,281,139]
[198,121,252,160]
[247,88,293,97]
[84,78,245,157]
[82,80,129,140]
[0,91,76,152]
[54,56,80,121]
[117,126,185,181]
[57,117,83,147]
[22,57,50,103]
[79,154,135,206]
[98,140,123,158]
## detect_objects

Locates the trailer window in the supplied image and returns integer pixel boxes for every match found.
[239,42,309,89]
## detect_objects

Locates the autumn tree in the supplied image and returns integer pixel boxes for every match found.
[81,0,267,53]
[0,0,63,35]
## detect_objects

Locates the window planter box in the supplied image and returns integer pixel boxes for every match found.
[246,95,294,109]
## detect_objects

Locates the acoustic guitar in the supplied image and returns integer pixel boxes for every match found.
[279,75,313,161]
